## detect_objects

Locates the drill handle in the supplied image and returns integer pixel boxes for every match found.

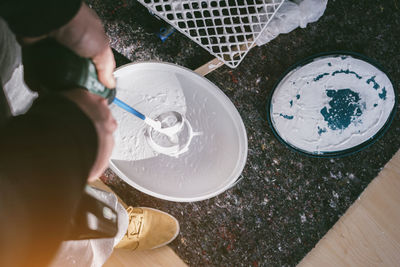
[22,38,116,104]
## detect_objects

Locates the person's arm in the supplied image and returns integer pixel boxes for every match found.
[0,0,116,88]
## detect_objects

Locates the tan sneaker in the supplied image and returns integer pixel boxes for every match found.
[115,207,180,250]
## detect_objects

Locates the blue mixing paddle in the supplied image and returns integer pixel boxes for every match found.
[22,38,183,136]
[112,97,183,136]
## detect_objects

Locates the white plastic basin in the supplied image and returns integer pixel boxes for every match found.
[109,62,247,202]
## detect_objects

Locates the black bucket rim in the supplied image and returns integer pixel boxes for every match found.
[266,51,398,158]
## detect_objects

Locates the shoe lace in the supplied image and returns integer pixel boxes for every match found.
[126,207,144,240]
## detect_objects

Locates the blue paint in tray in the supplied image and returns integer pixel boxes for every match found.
[313,72,330,81]
[379,87,387,100]
[366,76,380,89]
[280,113,294,120]
[331,69,362,79]
[320,89,363,130]
[317,126,327,135]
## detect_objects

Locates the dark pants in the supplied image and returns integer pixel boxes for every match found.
[0,83,11,125]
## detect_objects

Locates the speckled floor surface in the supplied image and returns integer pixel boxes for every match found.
[86,0,400,266]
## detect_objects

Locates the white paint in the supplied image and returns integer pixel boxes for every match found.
[146,111,184,138]
[109,62,247,202]
[145,111,200,157]
[110,70,187,161]
[146,118,202,157]
[208,62,223,70]
[270,55,395,154]
[144,117,162,131]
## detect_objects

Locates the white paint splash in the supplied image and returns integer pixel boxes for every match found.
[146,118,202,157]
[110,71,187,161]
[208,62,223,70]
[270,55,395,154]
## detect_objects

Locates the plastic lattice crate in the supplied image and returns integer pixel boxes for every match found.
[138,0,284,68]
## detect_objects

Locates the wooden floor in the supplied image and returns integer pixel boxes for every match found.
[104,247,187,267]
[99,150,400,266]
[298,149,400,267]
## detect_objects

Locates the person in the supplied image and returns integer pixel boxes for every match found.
[0,1,179,266]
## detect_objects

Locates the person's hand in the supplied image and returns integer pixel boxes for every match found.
[19,3,117,181]
[20,3,116,89]
[63,89,117,182]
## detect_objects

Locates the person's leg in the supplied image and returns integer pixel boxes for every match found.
[0,84,11,125]
[49,186,129,267]
[88,179,181,251]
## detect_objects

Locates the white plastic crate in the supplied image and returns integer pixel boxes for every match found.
[138,0,284,68]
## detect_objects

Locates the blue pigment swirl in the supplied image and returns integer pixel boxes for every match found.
[314,72,330,81]
[331,69,362,79]
[320,89,363,130]
[366,76,380,89]
[280,113,294,120]
[379,87,387,100]
[317,126,327,135]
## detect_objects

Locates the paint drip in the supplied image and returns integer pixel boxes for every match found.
[270,55,395,154]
